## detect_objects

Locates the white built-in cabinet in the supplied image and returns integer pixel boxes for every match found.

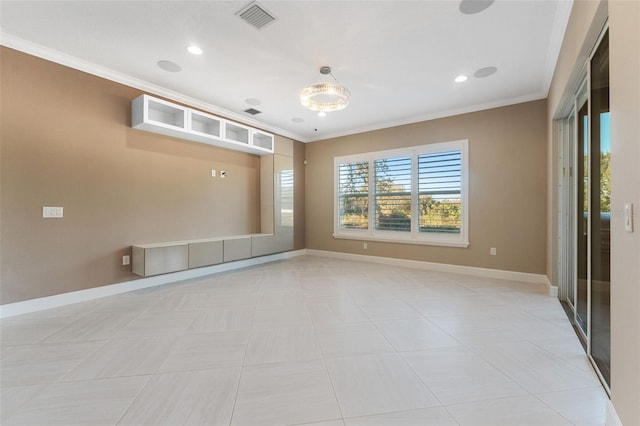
[132,235,263,277]
[131,94,274,155]
[130,96,293,277]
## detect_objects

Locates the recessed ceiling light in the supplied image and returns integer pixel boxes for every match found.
[474,66,498,78]
[454,75,468,83]
[187,45,203,55]
[245,98,262,106]
[459,0,494,15]
[318,112,327,118]
[157,60,182,72]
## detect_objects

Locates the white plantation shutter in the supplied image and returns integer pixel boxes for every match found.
[337,161,369,230]
[374,157,412,231]
[334,140,468,247]
[418,150,462,233]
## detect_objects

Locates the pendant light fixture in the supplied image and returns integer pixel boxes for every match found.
[300,66,351,113]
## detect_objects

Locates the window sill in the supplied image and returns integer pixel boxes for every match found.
[333,233,469,248]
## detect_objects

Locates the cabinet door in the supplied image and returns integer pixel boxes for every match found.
[252,130,274,152]
[189,110,222,140]
[224,122,250,145]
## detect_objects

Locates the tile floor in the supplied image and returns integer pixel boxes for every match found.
[0,255,608,425]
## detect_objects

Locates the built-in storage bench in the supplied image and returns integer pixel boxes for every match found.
[132,242,189,277]
[188,239,224,269]
[222,235,252,262]
[132,233,283,277]
[251,231,294,257]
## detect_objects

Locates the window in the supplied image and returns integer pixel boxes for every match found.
[334,140,468,247]
[337,161,369,230]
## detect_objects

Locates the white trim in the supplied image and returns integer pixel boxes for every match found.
[606,399,623,426]
[1,249,558,319]
[332,233,469,248]
[304,93,547,143]
[306,249,552,287]
[0,250,306,319]
[0,32,300,144]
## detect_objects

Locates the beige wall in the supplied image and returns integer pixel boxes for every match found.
[305,100,548,274]
[293,140,306,250]
[547,0,640,423]
[609,1,640,423]
[0,47,303,304]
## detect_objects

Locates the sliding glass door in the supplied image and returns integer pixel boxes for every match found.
[576,84,589,336]
[589,31,610,385]
[558,28,610,389]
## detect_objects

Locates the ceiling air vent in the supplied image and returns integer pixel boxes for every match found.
[244,108,262,115]
[236,2,276,30]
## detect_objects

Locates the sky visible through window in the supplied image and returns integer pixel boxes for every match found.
[601,112,610,153]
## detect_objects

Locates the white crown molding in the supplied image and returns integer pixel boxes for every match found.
[1,31,555,145]
[303,92,548,143]
[0,31,302,143]
[306,249,554,291]
[0,250,306,319]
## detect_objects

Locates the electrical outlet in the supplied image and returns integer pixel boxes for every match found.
[211,169,216,177]
[363,242,368,249]
[122,255,130,265]
[490,247,497,256]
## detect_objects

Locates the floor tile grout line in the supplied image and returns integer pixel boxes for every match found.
[110,373,155,426]
[307,284,346,423]
[468,339,600,395]
[398,347,448,410]
[340,406,460,425]
[530,390,585,426]
[317,335,346,423]
[228,277,260,426]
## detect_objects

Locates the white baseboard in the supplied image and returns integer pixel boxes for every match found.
[306,249,553,288]
[606,399,623,426]
[1,249,556,319]
[0,250,306,319]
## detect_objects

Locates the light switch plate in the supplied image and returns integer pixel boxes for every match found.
[43,206,63,218]
[624,203,634,233]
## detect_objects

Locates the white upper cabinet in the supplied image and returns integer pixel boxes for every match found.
[188,109,222,140]
[252,129,275,152]
[132,94,274,155]
[224,121,250,145]
[132,95,188,139]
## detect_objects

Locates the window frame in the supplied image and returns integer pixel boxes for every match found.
[333,139,469,248]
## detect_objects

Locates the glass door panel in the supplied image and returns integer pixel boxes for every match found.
[567,111,576,307]
[576,86,589,336]
[589,31,610,386]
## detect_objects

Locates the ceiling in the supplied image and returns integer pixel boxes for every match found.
[0,1,572,143]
